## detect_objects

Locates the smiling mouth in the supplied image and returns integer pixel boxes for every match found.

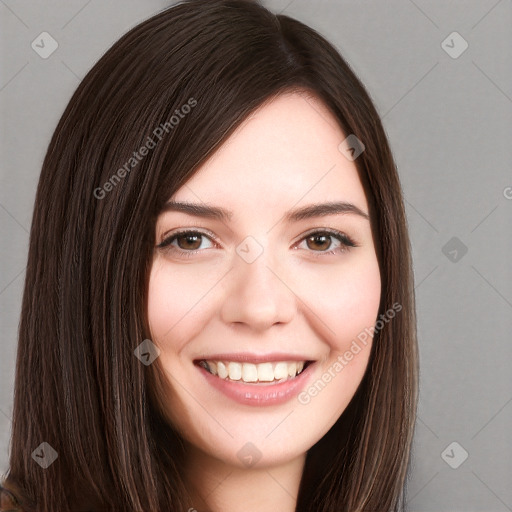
[194,359,314,385]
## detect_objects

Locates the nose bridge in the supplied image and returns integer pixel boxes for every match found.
[219,237,296,330]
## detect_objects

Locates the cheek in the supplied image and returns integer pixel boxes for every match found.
[292,253,381,352]
[146,259,218,424]
[293,255,381,426]
[146,259,222,353]
[147,263,177,349]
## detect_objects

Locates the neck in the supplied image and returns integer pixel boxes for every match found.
[183,442,306,512]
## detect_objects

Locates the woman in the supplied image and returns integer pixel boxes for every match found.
[1,0,418,510]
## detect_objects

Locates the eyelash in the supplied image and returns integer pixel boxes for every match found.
[156,228,358,259]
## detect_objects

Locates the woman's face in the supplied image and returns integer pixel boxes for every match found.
[147,91,381,468]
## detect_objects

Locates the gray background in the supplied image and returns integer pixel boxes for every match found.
[1,1,511,510]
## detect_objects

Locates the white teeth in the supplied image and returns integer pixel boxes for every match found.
[200,360,309,383]
[273,362,288,380]
[228,362,242,380]
[217,361,228,379]
[258,362,275,382]
[242,363,258,382]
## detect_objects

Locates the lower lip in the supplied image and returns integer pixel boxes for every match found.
[195,362,316,406]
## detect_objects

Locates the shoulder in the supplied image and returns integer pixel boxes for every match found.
[0,484,24,511]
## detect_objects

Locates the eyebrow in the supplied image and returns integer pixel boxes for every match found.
[161,200,369,222]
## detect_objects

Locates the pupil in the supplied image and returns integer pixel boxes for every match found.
[309,234,330,251]
[179,234,201,250]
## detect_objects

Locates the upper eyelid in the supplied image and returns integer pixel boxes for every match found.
[159,227,219,242]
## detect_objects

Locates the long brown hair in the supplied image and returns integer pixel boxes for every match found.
[2,1,418,510]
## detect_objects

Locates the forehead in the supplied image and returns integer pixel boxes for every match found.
[171,91,368,215]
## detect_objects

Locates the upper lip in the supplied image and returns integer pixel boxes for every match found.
[194,352,315,364]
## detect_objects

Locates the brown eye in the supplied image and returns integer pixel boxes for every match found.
[156,230,216,257]
[175,233,203,250]
[296,229,357,257]
[306,233,332,251]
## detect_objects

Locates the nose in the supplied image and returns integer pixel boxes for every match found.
[219,248,296,331]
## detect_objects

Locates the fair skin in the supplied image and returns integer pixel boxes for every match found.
[147,91,381,512]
